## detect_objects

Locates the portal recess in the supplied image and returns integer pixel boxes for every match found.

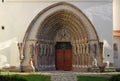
[20,2,101,72]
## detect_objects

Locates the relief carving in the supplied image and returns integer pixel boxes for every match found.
[55,29,71,41]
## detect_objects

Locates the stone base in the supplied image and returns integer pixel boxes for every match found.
[21,65,34,72]
[72,67,89,72]
[90,67,100,72]
[35,66,56,71]
[105,67,116,72]
[1,67,21,72]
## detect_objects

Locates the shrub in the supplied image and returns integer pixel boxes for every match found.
[78,76,108,81]
[109,75,120,81]
[0,75,27,81]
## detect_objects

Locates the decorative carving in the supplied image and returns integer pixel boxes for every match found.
[55,29,71,41]
[18,43,24,60]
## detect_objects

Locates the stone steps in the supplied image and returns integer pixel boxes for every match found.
[51,73,77,81]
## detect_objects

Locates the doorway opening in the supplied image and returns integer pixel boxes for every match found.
[55,42,72,71]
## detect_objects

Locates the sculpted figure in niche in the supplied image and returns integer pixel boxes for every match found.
[17,43,23,60]
[91,43,98,67]
[30,43,34,57]
[34,41,39,71]
[29,43,35,72]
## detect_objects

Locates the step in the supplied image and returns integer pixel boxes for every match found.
[51,73,77,81]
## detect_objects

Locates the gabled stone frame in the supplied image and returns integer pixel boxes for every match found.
[20,2,102,72]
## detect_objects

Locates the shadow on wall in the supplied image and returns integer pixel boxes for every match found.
[0,54,7,69]
[103,40,113,63]
[0,37,19,70]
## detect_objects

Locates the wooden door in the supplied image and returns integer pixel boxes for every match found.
[55,42,72,71]
[55,50,64,70]
[64,50,72,71]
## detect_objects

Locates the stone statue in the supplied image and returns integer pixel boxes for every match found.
[17,43,23,60]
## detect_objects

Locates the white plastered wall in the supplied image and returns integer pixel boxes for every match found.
[113,0,120,69]
[0,0,113,69]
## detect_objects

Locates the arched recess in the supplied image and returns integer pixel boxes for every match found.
[20,2,102,72]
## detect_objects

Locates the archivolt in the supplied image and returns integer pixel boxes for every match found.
[21,2,100,72]
[37,10,87,40]
[23,2,99,42]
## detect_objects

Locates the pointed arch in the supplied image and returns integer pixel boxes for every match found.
[21,2,101,72]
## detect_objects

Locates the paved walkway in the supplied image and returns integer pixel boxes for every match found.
[51,72,78,81]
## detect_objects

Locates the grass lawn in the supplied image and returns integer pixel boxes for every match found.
[1,72,118,81]
[0,74,109,81]
[22,74,51,81]
[0,74,51,81]
[78,76,109,81]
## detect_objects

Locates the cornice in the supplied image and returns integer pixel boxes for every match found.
[114,30,120,37]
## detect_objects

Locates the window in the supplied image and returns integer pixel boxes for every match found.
[114,43,118,58]
[2,0,4,3]
[1,26,5,30]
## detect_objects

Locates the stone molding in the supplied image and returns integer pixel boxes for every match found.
[20,2,101,72]
[113,30,120,37]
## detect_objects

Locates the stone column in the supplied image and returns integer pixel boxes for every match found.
[49,44,53,70]
[79,44,82,67]
[74,43,77,67]
[86,43,89,67]
[76,43,79,68]
[40,43,44,70]
[84,43,87,67]
[87,43,92,67]
[43,43,47,70]
[46,43,49,70]
[72,42,76,67]
[46,43,50,70]
[38,43,43,71]
[52,43,56,70]
[81,44,85,67]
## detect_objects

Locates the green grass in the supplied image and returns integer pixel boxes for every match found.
[22,74,51,81]
[0,74,51,81]
[2,73,120,81]
[78,76,109,81]
[109,75,120,81]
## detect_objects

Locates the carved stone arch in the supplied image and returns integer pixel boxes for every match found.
[21,2,100,72]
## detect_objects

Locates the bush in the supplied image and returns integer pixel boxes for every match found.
[116,69,120,72]
[0,74,51,81]
[78,76,108,81]
[109,75,120,81]
[0,75,27,81]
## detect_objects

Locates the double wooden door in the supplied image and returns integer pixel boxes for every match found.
[55,42,72,71]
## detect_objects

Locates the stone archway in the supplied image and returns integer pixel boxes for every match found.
[21,2,102,72]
